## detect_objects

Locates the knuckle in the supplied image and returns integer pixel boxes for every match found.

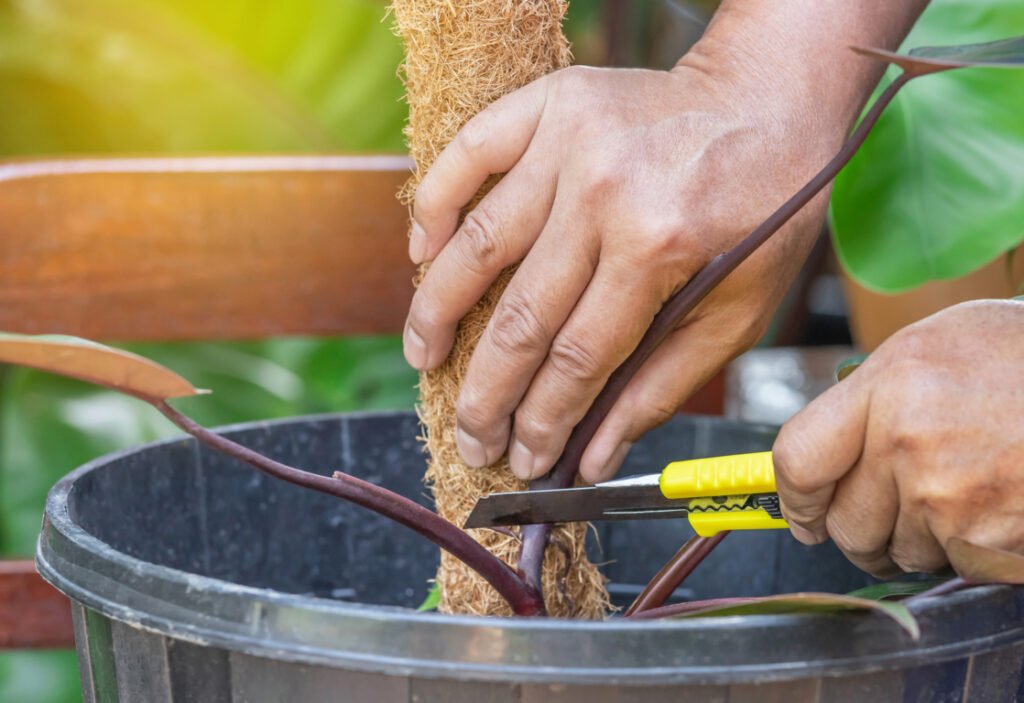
[455,386,493,434]
[580,159,622,204]
[512,407,547,448]
[907,471,960,515]
[888,545,945,574]
[551,65,590,93]
[885,327,935,367]
[414,177,439,216]
[645,402,677,429]
[883,414,936,459]
[886,427,926,457]
[773,429,818,494]
[548,333,604,383]
[632,218,709,271]
[490,292,548,356]
[455,209,505,274]
[826,512,876,560]
[408,291,445,333]
[457,112,494,157]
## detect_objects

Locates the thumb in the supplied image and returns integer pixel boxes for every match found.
[773,368,872,544]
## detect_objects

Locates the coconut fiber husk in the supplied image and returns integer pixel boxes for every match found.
[392,0,609,618]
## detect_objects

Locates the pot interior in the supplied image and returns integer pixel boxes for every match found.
[67,412,875,610]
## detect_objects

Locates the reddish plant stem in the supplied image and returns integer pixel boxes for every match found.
[634,575,976,621]
[154,401,544,616]
[519,73,914,591]
[624,532,729,616]
[628,596,761,621]
[636,576,976,620]
[906,576,970,603]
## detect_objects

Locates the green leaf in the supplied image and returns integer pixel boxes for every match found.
[416,583,441,612]
[678,592,920,639]
[835,353,869,382]
[830,0,1024,293]
[0,333,206,401]
[847,578,946,601]
[908,35,1024,67]
[854,36,1024,75]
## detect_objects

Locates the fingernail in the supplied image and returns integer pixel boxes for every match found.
[403,324,428,370]
[457,427,488,467]
[789,523,823,545]
[509,439,535,480]
[409,221,428,264]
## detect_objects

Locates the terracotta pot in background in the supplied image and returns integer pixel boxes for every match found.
[842,245,1024,351]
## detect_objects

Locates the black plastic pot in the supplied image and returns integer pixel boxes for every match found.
[38,411,1024,702]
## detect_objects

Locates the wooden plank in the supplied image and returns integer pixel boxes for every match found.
[0,560,74,649]
[0,156,416,341]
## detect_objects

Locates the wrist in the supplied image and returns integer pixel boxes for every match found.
[675,0,928,154]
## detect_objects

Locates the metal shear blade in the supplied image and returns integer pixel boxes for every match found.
[463,473,690,528]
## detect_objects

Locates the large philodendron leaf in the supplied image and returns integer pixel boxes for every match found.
[830,1,1024,293]
[0,333,205,401]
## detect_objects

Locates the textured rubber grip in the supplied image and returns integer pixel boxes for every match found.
[660,451,776,500]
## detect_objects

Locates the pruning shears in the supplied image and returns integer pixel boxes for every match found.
[464,451,789,537]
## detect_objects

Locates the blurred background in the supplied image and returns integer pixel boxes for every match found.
[1,1,1021,700]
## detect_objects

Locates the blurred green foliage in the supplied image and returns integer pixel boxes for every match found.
[0,0,407,153]
[830,0,1024,292]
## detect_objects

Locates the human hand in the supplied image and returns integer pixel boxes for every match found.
[403,54,843,483]
[773,299,1024,578]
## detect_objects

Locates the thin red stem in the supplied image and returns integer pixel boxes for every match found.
[628,596,760,621]
[635,575,976,620]
[155,401,543,616]
[906,576,971,603]
[624,532,729,616]
[518,73,914,590]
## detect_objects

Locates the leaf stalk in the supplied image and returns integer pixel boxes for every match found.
[154,401,544,616]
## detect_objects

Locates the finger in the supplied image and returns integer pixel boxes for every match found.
[823,458,901,578]
[455,202,598,467]
[403,162,555,371]
[508,258,670,479]
[411,79,550,263]
[576,313,738,484]
[889,507,948,574]
[773,364,875,545]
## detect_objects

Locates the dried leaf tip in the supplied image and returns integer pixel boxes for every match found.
[0,332,205,401]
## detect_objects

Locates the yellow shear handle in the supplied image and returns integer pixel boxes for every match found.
[659,451,789,537]
[687,509,788,537]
